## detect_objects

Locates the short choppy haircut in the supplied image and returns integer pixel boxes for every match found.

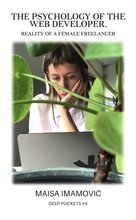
[43,43,88,73]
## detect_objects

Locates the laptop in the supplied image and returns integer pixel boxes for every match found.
[17,132,101,171]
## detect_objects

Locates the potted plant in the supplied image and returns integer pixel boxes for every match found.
[13,42,123,183]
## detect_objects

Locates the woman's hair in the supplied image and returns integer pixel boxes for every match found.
[43,43,91,100]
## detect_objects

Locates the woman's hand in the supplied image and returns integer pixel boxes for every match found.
[57,80,85,113]
[61,80,85,104]
[56,80,85,132]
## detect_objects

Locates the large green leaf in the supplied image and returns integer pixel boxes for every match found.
[85,42,123,59]
[93,111,123,155]
[13,55,33,123]
[85,78,104,130]
[26,42,59,57]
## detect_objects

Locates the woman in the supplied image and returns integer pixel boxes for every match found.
[29,43,91,133]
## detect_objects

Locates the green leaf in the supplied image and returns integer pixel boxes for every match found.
[85,42,123,59]
[115,153,123,173]
[93,111,123,155]
[13,55,33,123]
[26,42,59,57]
[85,78,104,130]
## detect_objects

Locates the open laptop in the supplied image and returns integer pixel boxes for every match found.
[17,132,101,171]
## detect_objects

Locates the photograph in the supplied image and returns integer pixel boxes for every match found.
[12,42,124,184]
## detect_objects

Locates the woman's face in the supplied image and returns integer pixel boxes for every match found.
[48,63,82,99]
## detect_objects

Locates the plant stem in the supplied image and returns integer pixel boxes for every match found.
[70,42,118,97]
[13,99,98,114]
[22,73,114,111]
[94,94,115,101]
[117,57,123,106]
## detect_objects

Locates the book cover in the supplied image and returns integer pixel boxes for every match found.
[0,0,136,219]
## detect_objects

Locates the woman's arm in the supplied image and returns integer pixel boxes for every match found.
[59,107,78,132]
[58,80,85,132]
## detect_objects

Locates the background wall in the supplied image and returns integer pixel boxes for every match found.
[13,43,117,166]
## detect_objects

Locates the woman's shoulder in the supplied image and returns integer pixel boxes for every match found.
[32,93,49,100]
[30,94,51,112]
